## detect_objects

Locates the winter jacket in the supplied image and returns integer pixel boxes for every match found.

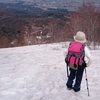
[84,46,92,66]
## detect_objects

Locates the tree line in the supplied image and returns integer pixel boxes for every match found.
[0,3,100,49]
[67,3,100,49]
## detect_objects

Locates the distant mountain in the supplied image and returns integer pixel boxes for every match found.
[0,0,100,11]
[0,1,69,18]
[0,0,100,18]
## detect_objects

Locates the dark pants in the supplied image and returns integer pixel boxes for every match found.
[66,66,85,90]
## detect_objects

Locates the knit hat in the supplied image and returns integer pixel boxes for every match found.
[74,31,86,43]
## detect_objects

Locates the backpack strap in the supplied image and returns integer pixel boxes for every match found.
[74,57,77,68]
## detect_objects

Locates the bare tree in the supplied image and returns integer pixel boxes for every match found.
[68,3,100,49]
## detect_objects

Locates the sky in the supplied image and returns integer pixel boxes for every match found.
[0,42,100,100]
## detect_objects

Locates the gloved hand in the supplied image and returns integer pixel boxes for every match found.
[82,61,87,67]
[65,57,67,63]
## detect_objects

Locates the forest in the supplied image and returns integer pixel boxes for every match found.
[0,3,100,49]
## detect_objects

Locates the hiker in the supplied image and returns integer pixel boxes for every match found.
[65,31,92,92]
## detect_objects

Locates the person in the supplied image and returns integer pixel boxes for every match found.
[65,31,92,92]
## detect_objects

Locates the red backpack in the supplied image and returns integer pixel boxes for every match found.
[65,41,85,68]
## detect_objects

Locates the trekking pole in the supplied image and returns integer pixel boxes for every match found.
[66,63,69,77]
[85,68,90,96]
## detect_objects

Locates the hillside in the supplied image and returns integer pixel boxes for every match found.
[0,1,70,49]
[0,43,100,100]
[0,2,100,49]
[0,8,71,48]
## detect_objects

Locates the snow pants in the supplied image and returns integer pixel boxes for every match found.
[66,66,85,90]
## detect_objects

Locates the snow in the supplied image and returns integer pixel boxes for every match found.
[0,42,100,100]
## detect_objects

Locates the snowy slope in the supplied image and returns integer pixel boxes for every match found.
[0,43,100,100]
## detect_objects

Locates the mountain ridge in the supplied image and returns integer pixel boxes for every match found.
[0,0,100,11]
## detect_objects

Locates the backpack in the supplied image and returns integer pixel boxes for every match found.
[65,41,85,69]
